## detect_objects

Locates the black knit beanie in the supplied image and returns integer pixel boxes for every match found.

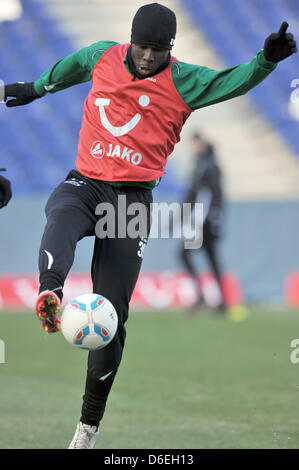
[131,3,177,50]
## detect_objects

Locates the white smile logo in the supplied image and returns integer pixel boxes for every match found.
[91,140,105,158]
[95,95,150,137]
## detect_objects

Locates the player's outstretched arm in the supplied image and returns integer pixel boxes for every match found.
[5,82,41,107]
[263,22,297,63]
[0,169,12,208]
[173,22,297,111]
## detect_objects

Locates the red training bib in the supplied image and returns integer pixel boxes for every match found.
[76,43,192,182]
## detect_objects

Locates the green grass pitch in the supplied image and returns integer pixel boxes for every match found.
[1,307,299,449]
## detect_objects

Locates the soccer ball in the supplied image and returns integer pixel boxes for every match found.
[61,293,118,350]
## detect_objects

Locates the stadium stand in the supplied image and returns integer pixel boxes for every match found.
[1,0,299,198]
[0,0,90,194]
[183,0,299,159]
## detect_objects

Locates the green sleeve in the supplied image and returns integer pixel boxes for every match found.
[172,50,277,110]
[34,40,119,96]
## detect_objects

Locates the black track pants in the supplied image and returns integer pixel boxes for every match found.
[38,170,152,426]
[180,219,225,306]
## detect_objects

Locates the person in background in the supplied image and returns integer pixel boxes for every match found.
[180,133,226,313]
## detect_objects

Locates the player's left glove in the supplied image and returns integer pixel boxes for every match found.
[263,21,297,62]
[5,82,41,107]
[0,169,12,208]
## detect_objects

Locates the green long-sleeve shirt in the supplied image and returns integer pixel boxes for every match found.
[34,41,277,189]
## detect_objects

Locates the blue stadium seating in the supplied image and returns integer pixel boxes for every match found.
[2,0,298,195]
[182,0,299,158]
[0,0,90,195]
[0,0,184,195]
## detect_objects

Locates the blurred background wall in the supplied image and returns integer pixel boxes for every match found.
[1,0,299,307]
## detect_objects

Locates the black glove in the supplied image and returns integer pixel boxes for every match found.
[5,82,40,107]
[0,169,12,208]
[263,22,297,62]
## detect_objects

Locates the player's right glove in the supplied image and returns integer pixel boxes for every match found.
[5,82,41,107]
[0,169,12,208]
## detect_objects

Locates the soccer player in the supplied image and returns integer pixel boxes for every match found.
[0,169,12,208]
[4,3,297,449]
[180,133,226,313]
